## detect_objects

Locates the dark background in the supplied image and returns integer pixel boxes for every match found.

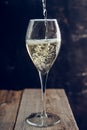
[0,0,87,130]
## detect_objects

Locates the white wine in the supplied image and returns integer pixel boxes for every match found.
[26,39,61,73]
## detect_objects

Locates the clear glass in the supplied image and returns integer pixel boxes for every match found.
[25,19,61,127]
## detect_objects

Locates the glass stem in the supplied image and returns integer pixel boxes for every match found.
[39,71,49,118]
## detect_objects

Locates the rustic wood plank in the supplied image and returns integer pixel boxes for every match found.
[0,90,22,130]
[14,89,79,130]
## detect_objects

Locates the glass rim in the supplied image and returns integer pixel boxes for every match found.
[29,19,57,22]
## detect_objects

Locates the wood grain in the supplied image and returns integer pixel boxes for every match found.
[14,89,79,130]
[0,90,22,130]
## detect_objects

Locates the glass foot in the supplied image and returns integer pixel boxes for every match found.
[26,112,60,128]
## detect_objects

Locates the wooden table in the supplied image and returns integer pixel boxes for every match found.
[0,89,79,130]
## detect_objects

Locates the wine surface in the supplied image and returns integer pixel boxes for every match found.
[26,39,61,73]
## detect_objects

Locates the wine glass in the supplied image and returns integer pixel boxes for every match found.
[25,19,61,127]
